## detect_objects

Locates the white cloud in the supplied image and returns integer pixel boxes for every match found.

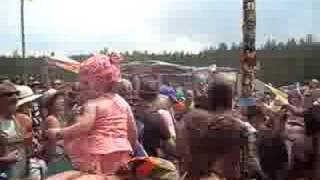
[166,36,210,53]
[23,0,166,35]
[18,0,182,53]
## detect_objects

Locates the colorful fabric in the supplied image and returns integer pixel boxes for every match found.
[160,85,176,100]
[175,89,185,101]
[128,157,178,180]
[79,54,123,100]
[185,101,195,111]
[175,101,186,111]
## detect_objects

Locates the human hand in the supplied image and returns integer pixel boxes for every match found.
[46,128,61,140]
[5,150,22,164]
[273,98,288,107]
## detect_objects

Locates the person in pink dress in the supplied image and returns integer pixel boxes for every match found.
[47,54,138,176]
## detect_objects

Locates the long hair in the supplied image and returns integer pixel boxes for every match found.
[46,91,65,116]
[207,81,233,111]
[178,109,244,179]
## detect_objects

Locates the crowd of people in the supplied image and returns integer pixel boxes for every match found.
[0,54,319,180]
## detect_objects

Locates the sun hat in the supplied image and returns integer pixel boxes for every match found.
[16,85,42,107]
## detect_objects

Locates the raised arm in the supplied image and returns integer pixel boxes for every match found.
[61,101,96,139]
[285,104,304,117]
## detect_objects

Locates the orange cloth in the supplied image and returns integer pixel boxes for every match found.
[175,101,186,111]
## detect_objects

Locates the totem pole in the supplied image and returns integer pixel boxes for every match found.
[240,0,257,179]
[241,0,256,98]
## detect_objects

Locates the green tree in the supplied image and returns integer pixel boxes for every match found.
[99,47,109,54]
[218,43,228,51]
[299,38,306,47]
[277,42,286,50]
[287,38,297,49]
[231,42,239,50]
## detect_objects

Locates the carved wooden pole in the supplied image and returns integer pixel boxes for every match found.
[241,0,256,98]
[240,0,257,179]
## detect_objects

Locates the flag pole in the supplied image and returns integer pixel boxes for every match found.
[20,0,26,59]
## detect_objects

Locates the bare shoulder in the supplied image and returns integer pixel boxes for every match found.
[181,109,211,129]
[46,115,58,122]
[15,113,31,122]
[183,109,210,123]
[15,113,32,129]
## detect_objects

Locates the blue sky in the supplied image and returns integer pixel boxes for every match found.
[0,0,317,55]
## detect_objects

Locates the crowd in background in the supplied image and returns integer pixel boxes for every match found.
[0,54,319,180]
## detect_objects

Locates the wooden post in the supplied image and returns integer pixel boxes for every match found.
[240,0,256,178]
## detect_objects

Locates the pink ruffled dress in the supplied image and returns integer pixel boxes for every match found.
[65,94,134,175]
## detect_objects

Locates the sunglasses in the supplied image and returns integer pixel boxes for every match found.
[0,91,19,98]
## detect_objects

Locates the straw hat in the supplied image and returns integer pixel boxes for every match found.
[16,85,42,107]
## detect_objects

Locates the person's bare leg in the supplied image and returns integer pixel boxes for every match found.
[45,171,82,180]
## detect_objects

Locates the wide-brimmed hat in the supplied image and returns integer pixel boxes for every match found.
[16,85,42,107]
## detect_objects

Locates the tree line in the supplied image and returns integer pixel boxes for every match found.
[67,35,318,63]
